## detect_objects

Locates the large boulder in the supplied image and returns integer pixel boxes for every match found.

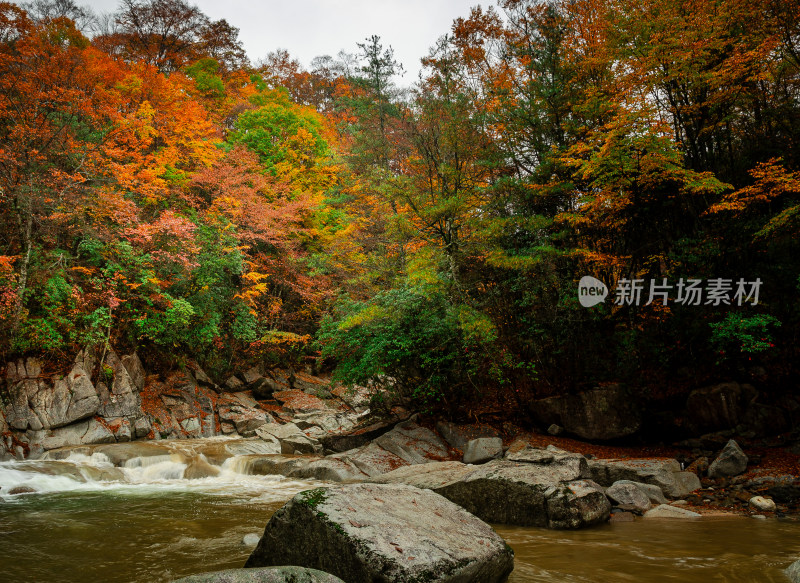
[172,566,344,583]
[372,420,452,464]
[27,363,100,430]
[685,382,756,433]
[434,460,609,529]
[527,384,641,440]
[373,452,610,529]
[708,439,748,478]
[245,483,514,583]
[589,458,701,498]
[41,418,115,450]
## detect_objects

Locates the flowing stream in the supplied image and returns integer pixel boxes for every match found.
[1,438,798,582]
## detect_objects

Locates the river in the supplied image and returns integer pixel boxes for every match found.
[1,438,798,582]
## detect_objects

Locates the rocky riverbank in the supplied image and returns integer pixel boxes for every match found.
[2,348,799,523]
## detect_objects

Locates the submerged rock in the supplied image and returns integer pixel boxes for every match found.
[245,483,514,582]
[172,566,344,583]
[787,559,800,583]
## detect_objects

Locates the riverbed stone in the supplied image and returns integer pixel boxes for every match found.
[787,559,800,583]
[643,504,702,519]
[606,481,651,513]
[708,439,748,478]
[245,483,515,582]
[172,566,345,583]
[589,458,700,498]
[242,534,261,547]
[463,437,504,464]
[545,480,612,529]
[749,496,776,512]
[612,480,668,504]
[435,459,607,528]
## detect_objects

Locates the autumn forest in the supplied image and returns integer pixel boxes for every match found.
[1,0,799,424]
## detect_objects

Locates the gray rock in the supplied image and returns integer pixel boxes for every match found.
[257,422,304,441]
[245,483,515,582]
[589,458,700,498]
[708,439,748,478]
[749,496,776,512]
[287,457,368,482]
[673,471,702,495]
[172,566,345,583]
[463,437,503,464]
[613,480,668,504]
[370,450,611,528]
[181,417,202,435]
[373,420,451,465]
[787,559,800,583]
[528,384,641,440]
[685,382,756,433]
[281,434,321,455]
[545,480,611,529]
[431,459,607,529]
[41,418,115,450]
[319,420,397,453]
[81,418,116,445]
[643,504,701,519]
[332,442,407,476]
[372,461,474,489]
[435,421,500,451]
[606,481,651,513]
[242,534,261,547]
[121,352,146,391]
[98,352,142,418]
[224,438,282,456]
[133,416,152,439]
[547,424,564,436]
[218,404,270,435]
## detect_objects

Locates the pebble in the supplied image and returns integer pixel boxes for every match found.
[242,533,261,546]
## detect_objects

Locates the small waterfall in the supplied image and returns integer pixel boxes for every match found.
[0,438,323,500]
[123,455,188,482]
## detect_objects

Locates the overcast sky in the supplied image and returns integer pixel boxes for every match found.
[36,0,487,82]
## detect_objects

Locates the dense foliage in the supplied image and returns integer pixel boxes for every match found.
[1,0,798,414]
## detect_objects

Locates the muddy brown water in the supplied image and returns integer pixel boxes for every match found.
[1,450,798,582]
